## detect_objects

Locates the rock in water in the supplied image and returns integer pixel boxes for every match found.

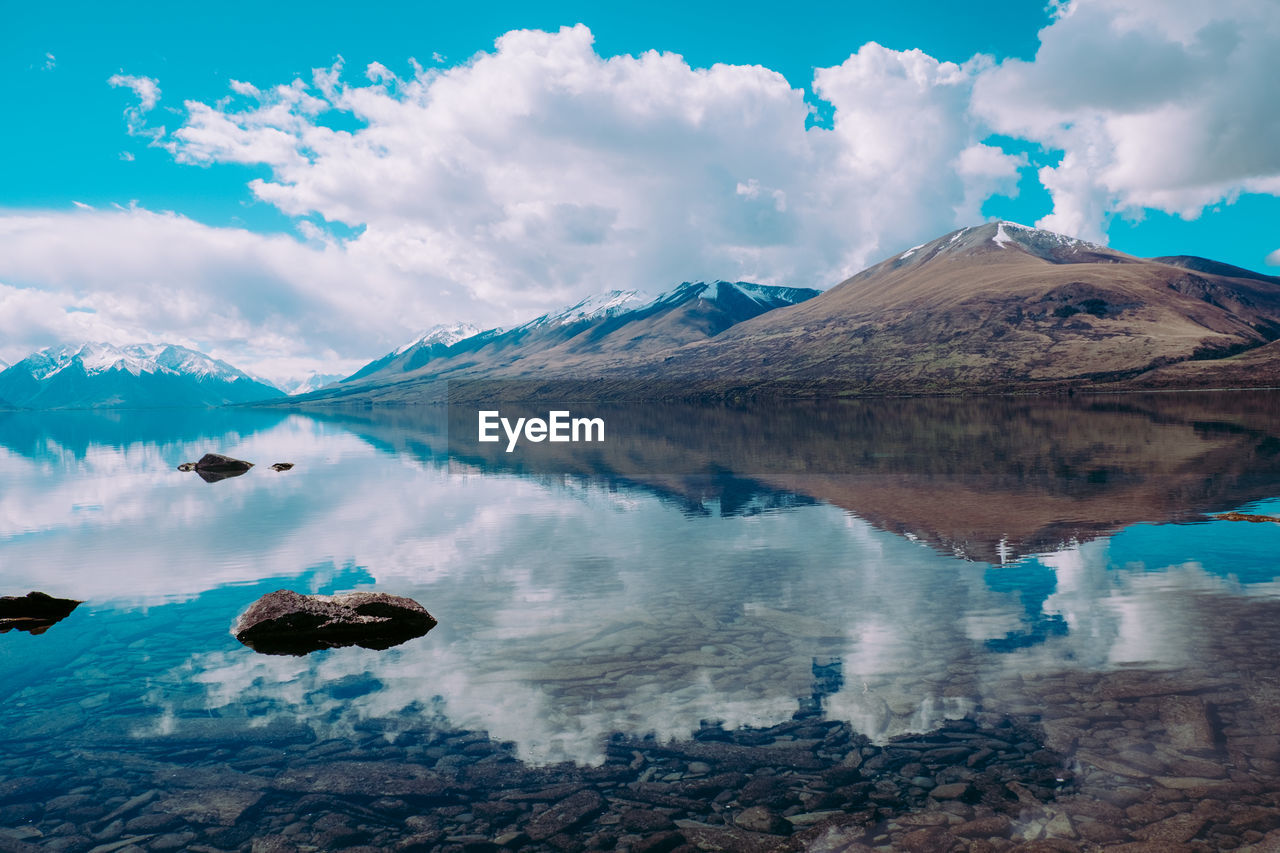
[176,453,254,482]
[233,590,437,655]
[269,462,294,471]
[0,591,82,635]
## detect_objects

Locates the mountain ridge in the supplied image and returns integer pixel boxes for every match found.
[272,222,1280,404]
[290,279,821,404]
[0,342,284,410]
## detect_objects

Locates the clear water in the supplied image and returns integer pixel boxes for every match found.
[4,395,1280,850]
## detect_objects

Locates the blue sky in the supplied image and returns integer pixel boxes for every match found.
[4,1,1050,230]
[3,0,1279,382]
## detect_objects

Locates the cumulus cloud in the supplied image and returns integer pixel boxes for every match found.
[973,0,1280,241]
[5,27,1031,377]
[164,26,1014,309]
[23,8,1280,377]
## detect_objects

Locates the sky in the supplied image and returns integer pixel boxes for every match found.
[3,0,1280,384]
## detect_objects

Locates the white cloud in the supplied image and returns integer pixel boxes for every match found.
[0,207,423,378]
[162,26,1015,309]
[27,9,1280,377]
[1267,248,1280,267]
[108,73,163,140]
[2,27,1029,377]
[973,0,1280,241]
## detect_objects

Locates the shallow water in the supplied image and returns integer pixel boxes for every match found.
[4,394,1280,851]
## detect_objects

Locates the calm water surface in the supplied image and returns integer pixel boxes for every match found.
[4,395,1280,851]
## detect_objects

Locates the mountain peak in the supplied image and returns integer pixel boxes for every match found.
[395,323,482,354]
[518,289,651,330]
[886,221,1122,272]
[0,341,281,409]
[653,280,820,310]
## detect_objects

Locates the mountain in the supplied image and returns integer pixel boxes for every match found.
[633,221,1280,396]
[343,322,486,385]
[292,281,820,404]
[277,222,1280,406]
[285,372,349,396]
[0,343,284,409]
[515,290,649,330]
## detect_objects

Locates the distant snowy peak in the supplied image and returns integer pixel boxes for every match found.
[520,290,650,330]
[286,372,346,395]
[395,323,482,354]
[654,280,816,309]
[18,342,260,383]
[0,342,282,409]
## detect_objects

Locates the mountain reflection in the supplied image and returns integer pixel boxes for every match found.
[3,393,1280,766]
[320,390,1280,561]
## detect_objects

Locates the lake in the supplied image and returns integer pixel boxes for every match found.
[4,392,1280,851]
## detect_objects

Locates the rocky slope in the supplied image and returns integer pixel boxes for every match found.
[639,222,1280,396]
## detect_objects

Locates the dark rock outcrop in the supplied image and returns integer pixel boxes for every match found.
[269,463,294,472]
[177,453,254,483]
[0,591,82,635]
[233,590,437,655]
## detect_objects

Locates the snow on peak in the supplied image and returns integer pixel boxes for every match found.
[991,220,1103,252]
[521,290,650,329]
[286,372,346,395]
[992,222,1015,248]
[395,322,481,354]
[654,281,808,309]
[21,342,260,383]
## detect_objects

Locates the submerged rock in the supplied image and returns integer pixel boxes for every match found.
[233,590,437,655]
[269,462,294,472]
[0,591,82,635]
[176,453,255,483]
[1215,511,1280,523]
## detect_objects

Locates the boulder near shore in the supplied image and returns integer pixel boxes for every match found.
[233,589,437,655]
[177,452,255,482]
[0,591,82,635]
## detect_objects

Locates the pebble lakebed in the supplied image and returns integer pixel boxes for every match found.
[3,594,1280,852]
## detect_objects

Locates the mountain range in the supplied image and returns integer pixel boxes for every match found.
[283,221,1280,404]
[641,221,1280,396]
[0,343,283,410]
[292,280,821,404]
[11,220,1280,410]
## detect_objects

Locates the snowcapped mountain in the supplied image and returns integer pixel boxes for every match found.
[292,281,821,402]
[892,220,1121,268]
[0,342,284,409]
[343,322,496,385]
[650,280,821,312]
[285,372,348,396]
[514,290,650,331]
[394,323,482,355]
